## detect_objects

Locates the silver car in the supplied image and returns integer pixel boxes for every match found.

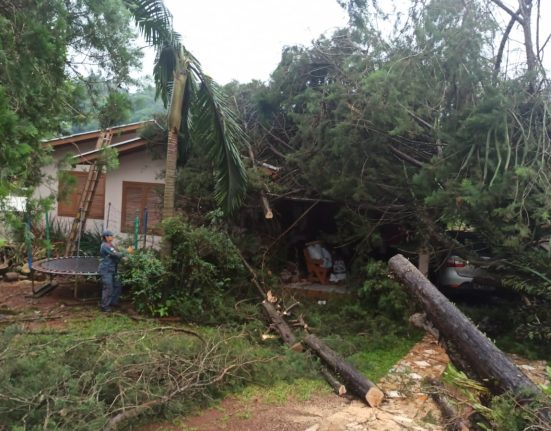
[437,232,496,291]
[437,254,494,290]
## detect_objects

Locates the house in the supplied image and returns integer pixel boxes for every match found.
[35,121,165,245]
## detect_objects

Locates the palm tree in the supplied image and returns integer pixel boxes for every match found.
[123,0,247,220]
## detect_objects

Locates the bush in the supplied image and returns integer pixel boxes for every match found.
[163,217,247,322]
[355,259,411,320]
[119,249,167,315]
[121,217,248,322]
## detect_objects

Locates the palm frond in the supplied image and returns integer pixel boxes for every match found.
[125,0,182,107]
[121,2,247,213]
[191,68,248,214]
[153,44,179,106]
[123,0,178,46]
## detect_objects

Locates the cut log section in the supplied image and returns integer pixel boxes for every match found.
[303,334,384,407]
[261,300,303,352]
[320,367,347,396]
[389,254,540,397]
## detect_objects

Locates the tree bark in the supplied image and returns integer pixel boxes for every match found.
[388,254,540,397]
[162,61,188,222]
[261,300,302,351]
[247,145,273,219]
[519,0,537,77]
[303,334,384,407]
[493,9,521,80]
[161,58,189,258]
[261,193,273,219]
[424,377,470,431]
[418,246,429,277]
[491,0,538,91]
[320,367,347,396]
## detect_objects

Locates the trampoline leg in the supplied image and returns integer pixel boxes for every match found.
[32,275,59,298]
[72,276,99,302]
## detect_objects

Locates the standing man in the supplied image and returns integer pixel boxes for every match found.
[98,230,133,312]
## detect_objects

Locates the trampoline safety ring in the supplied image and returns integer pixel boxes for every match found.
[33,256,100,276]
[31,256,100,298]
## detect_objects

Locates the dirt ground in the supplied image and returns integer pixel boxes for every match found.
[0,279,549,431]
[0,277,140,330]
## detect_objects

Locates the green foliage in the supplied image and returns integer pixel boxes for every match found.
[356,260,411,320]
[0,0,142,201]
[161,217,247,322]
[97,145,120,172]
[120,249,167,315]
[440,364,550,431]
[98,91,132,128]
[227,0,551,315]
[121,218,247,321]
[478,392,551,431]
[0,307,417,430]
[457,298,551,359]
[66,82,164,134]
[0,319,273,430]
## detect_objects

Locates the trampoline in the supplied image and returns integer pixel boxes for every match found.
[33,256,100,276]
[31,256,100,298]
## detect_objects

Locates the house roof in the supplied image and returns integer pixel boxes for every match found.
[43,120,161,164]
[44,120,154,148]
[76,136,149,164]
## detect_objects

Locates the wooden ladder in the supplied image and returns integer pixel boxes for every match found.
[64,129,113,256]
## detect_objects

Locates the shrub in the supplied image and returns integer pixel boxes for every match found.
[122,217,247,322]
[162,217,247,322]
[355,259,411,320]
[119,249,167,315]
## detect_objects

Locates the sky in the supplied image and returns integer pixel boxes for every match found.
[146,0,349,84]
[138,1,551,85]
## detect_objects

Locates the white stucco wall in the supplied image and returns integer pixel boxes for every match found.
[35,147,165,248]
[102,150,164,247]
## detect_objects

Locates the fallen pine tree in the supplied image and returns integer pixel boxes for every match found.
[303,334,385,407]
[260,299,383,405]
[388,253,541,397]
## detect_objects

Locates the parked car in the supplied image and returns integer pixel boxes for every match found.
[437,231,497,291]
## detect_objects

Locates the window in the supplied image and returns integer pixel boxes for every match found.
[58,171,105,219]
[121,181,163,234]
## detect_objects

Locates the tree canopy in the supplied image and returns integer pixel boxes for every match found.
[0,0,143,200]
[228,0,551,303]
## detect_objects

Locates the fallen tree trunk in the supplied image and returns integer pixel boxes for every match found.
[303,334,384,407]
[424,377,470,431]
[261,300,303,351]
[389,254,540,397]
[320,367,347,397]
